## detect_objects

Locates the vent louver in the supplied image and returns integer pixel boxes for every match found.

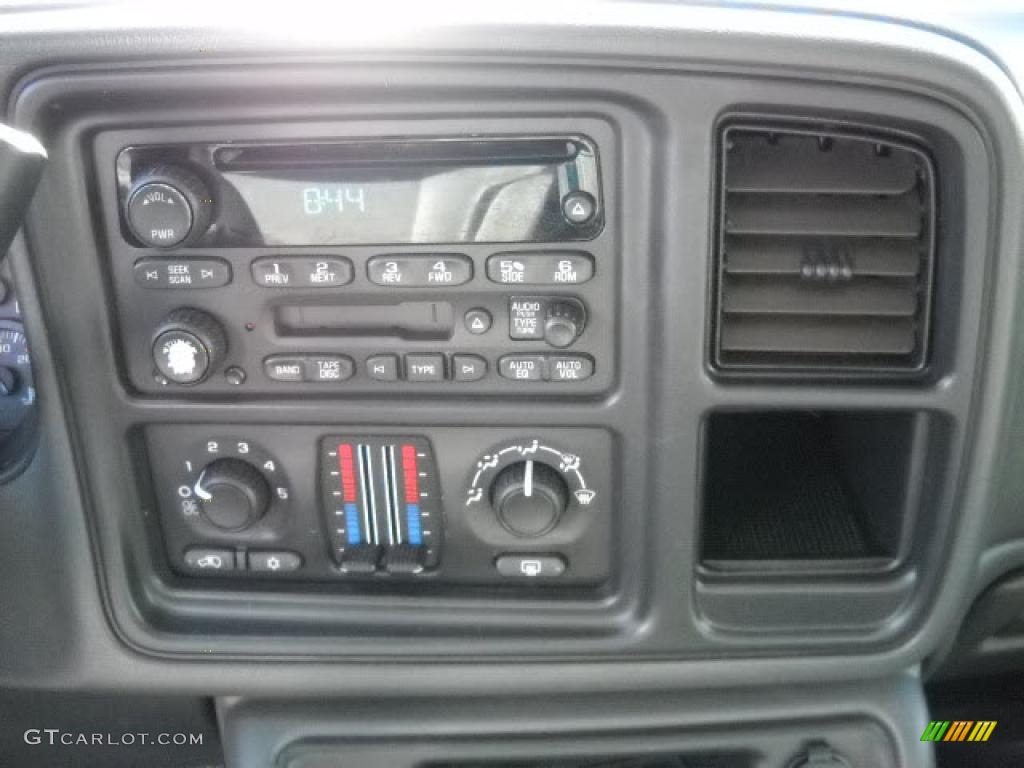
[713,122,935,375]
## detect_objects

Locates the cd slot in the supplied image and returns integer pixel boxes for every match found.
[213,138,580,170]
[275,302,454,340]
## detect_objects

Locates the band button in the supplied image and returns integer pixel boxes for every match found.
[263,356,306,382]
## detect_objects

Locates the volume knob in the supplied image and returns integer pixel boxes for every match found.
[491,460,569,537]
[126,165,213,248]
[194,458,270,531]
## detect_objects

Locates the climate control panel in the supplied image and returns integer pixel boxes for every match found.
[145,425,613,586]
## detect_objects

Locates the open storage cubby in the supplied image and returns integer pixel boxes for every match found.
[700,410,925,572]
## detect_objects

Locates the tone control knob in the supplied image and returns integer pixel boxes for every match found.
[491,460,568,537]
[152,308,228,385]
[126,165,213,248]
[544,300,585,349]
[194,458,271,531]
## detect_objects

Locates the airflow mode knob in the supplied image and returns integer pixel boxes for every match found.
[491,460,569,537]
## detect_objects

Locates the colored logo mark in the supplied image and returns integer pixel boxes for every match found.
[921,721,997,742]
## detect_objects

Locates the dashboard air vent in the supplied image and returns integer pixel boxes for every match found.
[713,122,935,375]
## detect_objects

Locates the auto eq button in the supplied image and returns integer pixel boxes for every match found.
[499,355,545,381]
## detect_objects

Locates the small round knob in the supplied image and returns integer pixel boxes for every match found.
[126,165,213,248]
[491,460,569,537]
[0,367,17,397]
[152,308,228,385]
[194,458,271,531]
[544,300,585,349]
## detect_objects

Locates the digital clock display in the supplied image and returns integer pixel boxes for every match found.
[301,186,368,216]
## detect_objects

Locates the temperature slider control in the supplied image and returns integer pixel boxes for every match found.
[320,436,441,574]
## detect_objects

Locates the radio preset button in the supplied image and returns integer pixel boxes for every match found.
[135,258,231,289]
[251,256,354,288]
[300,258,352,287]
[452,355,487,382]
[264,356,306,382]
[367,254,472,287]
[252,259,296,288]
[487,253,594,285]
[499,355,545,381]
[405,354,446,382]
[366,354,399,381]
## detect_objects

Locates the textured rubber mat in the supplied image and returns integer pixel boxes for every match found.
[702,412,879,561]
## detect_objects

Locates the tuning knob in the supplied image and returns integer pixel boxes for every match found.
[126,165,213,248]
[544,299,586,348]
[491,460,569,537]
[194,458,271,531]
[152,307,228,385]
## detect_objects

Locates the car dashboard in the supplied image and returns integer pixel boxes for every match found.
[2,2,1024,767]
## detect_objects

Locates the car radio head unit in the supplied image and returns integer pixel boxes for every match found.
[98,121,616,396]
[116,136,603,248]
